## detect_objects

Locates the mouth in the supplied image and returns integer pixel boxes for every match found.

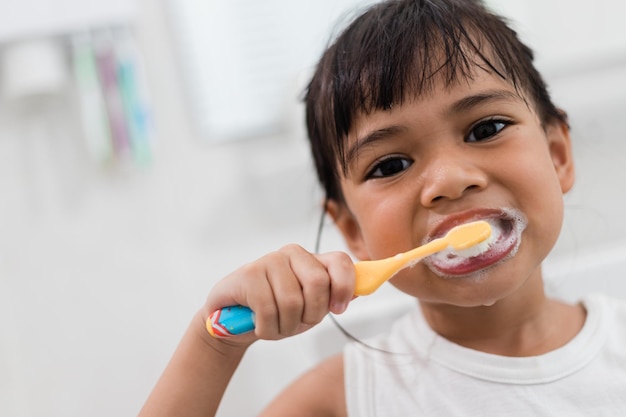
[424,208,527,277]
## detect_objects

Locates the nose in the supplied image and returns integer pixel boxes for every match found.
[419,149,488,207]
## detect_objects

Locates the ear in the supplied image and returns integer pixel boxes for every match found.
[326,199,370,261]
[546,119,575,194]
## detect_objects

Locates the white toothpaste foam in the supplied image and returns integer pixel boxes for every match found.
[428,210,528,271]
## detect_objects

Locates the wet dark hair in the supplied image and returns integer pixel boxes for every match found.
[305,0,567,202]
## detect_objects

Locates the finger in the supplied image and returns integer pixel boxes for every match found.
[260,247,306,337]
[315,251,356,314]
[280,244,333,326]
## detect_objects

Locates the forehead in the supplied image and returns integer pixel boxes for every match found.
[349,66,529,140]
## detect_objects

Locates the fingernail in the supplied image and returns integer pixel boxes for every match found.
[331,302,347,314]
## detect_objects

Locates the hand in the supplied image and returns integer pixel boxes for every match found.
[203,244,355,344]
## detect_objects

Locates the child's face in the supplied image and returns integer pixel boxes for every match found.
[329,69,575,308]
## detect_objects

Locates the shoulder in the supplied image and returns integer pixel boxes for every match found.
[599,294,626,328]
[259,353,346,417]
[584,293,626,319]
[581,293,626,346]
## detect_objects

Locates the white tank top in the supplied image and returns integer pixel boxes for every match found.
[344,294,626,416]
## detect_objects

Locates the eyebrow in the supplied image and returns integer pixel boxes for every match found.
[448,89,523,115]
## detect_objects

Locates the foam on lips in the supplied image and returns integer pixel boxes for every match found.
[426,209,528,276]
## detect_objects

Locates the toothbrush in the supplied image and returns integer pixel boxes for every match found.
[206,220,493,337]
[353,220,492,295]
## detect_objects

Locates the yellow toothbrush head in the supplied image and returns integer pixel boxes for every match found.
[444,220,493,257]
[445,220,492,249]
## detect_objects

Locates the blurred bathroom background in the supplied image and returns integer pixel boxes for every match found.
[0,0,624,416]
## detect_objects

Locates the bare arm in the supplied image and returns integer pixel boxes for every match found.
[138,310,251,417]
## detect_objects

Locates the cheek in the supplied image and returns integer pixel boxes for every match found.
[347,186,416,258]
[514,151,565,212]
[495,134,564,206]
[502,148,566,250]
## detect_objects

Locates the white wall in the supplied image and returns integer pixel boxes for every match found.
[0,1,625,417]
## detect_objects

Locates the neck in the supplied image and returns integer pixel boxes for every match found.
[419,278,586,357]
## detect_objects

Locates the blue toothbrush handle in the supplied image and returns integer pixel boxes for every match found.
[206,305,255,338]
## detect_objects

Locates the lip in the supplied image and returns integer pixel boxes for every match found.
[424,208,527,277]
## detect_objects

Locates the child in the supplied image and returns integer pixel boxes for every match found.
[139,0,626,415]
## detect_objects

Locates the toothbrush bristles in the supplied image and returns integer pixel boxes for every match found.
[454,231,495,258]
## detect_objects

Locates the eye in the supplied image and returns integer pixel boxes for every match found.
[366,156,412,179]
[466,118,510,143]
